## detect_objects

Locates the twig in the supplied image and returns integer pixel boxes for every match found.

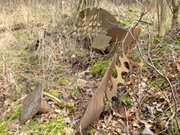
[43,91,64,107]
[16,91,64,108]
[138,20,153,25]
[134,10,149,28]
[159,109,176,134]
[135,34,179,130]
[147,37,179,129]
[124,107,130,135]
[127,10,179,129]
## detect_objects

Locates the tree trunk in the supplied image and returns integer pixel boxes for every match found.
[77,0,100,11]
[171,5,179,29]
[156,0,166,36]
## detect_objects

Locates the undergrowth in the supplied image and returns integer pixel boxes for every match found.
[0,120,8,135]
[91,59,117,78]
[21,116,67,135]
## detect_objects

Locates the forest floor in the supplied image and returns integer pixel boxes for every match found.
[0,1,180,135]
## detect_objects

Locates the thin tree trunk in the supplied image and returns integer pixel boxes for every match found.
[156,0,166,36]
[171,5,179,29]
[77,0,100,11]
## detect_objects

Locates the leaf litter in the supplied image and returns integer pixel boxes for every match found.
[0,4,179,135]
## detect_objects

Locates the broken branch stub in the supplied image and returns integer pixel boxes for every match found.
[79,25,141,130]
[79,53,130,130]
[80,54,117,130]
[20,82,43,124]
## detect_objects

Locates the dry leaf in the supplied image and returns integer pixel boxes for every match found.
[138,59,144,68]
[106,55,130,100]
[116,55,129,82]
[142,127,156,135]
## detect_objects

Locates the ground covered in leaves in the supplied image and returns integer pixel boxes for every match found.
[0,1,180,135]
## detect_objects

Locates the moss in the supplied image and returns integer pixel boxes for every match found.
[148,77,166,89]
[118,19,131,27]
[151,59,163,70]
[8,104,21,121]
[153,36,161,44]
[174,43,180,51]
[175,35,180,45]
[0,120,8,135]
[169,127,180,135]
[40,116,65,135]
[169,120,180,135]
[0,103,22,134]
[91,59,117,78]
[70,88,81,98]
[177,76,180,84]
[121,95,133,108]
[87,129,95,135]
[129,50,141,63]
[22,115,67,135]
[91,59,109,77]
[65,102,76,113]
[22,120,40,135]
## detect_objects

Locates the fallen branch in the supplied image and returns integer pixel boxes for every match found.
[43,91,64,107]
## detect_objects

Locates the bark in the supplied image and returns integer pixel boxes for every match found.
[156,0,166,36]
[77,0,101,11]
[171,3,180,29]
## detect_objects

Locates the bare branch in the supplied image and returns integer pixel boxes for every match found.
[136,36,180,130]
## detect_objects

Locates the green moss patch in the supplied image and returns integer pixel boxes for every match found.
[175,35,180,45]
[121,95,133,108]
[91,59,110,77]
[148,77,167,89]
[91,59,117,78]
[22,116,67,135]
[8,104,21,121]
[0,120,8,135]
